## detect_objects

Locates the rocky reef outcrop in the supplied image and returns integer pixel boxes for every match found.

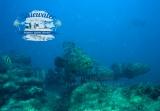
[46,42,150,91]
[111,62,150,79]
[0,54,45,111]
[0,42,154,111]
[44,42,152,111]
[69,82,160,111]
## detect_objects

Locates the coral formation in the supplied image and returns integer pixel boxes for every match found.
[111,63,150,79]
[0,42,155,111]
[46,42,150,91]
[62,42,95,80]
[44,42,152,111]
[69,82,160,111]
[0,54,45,110]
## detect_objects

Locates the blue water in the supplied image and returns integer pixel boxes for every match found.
[0,0,160,83]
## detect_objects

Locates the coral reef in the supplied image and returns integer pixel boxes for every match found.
[46,42,150,91]
[69,82,160,111]
[44,42,152,111]
[60,41,95,86]
[111,63,150,79]
[0,54,45,110]
[0,42,154,111]
[62,42,94,73]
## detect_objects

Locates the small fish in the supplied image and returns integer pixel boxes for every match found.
[55,19,62,28]
[13,19,24,31]
[1,55,12,66]
[13,19,20,27]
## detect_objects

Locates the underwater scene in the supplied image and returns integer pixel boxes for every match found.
[0,0,160,111]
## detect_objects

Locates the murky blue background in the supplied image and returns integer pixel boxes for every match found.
[0,0,160,83]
